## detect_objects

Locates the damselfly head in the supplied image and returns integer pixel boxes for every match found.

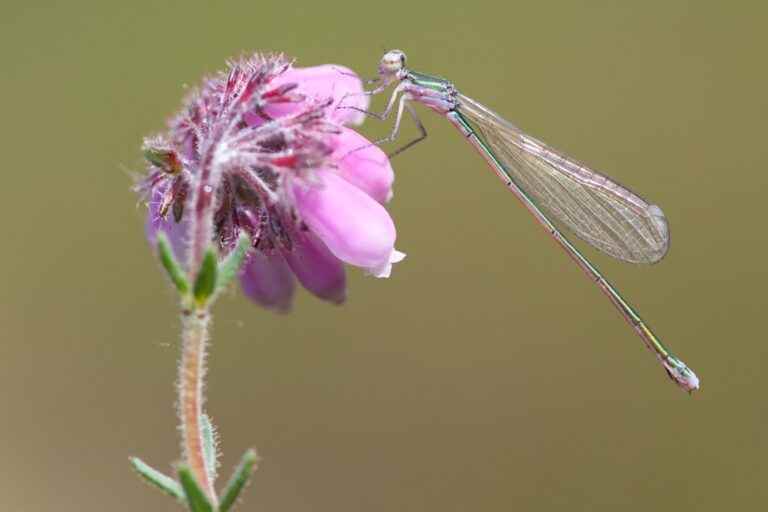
[379,49,407,78]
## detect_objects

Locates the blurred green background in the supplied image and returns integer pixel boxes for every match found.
[2,1,766,510]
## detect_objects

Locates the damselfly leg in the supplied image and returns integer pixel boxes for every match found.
[337,81,429,159]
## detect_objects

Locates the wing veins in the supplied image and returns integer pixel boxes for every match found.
[458,94,669,264]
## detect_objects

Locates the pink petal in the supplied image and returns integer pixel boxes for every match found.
[265,64,369,125]
[239,251,295,313]
[331,127,394,204]
[293,171,397,269]
[283,230,346,304]
[367,249,406,278]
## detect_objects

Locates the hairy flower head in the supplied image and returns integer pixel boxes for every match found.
[138,53,404,311]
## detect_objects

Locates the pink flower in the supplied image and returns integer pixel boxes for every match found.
[139,53,404,312]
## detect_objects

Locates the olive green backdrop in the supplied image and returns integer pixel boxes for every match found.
[1,1,766,510]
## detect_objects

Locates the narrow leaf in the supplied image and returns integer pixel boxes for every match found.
[157,233,190,295]
[193,247,218,305]
[178,465,214,512]
[129,457,184,501]
[217,233,250,294]
[219,449,258,512]
[200,414,218,483]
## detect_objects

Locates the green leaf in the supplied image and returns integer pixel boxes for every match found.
[219,449,258,512]
[129,457,184,501]
[200,414,218,483]
[157,233,190,295]
[178,465,215,512]
[217,233,250,294]
[193,247,218,305]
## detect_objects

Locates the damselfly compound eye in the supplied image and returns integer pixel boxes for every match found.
[379,49,406,76]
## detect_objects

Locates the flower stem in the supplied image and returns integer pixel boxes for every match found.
[179,306,217,505]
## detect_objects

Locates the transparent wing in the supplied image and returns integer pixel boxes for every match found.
[458,94,669,264]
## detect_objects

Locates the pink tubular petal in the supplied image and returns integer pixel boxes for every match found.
[367,249,406,279]
[331,127,394,204]
[284,231,346,304]
[293,171,396,269]
[239,251,295,313]
[265,65,369,125]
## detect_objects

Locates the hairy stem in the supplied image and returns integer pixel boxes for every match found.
[179,307,217,504]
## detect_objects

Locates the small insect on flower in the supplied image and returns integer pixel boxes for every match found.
[137,53,405,312]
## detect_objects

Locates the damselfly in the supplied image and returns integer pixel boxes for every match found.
[342,50,698,392]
